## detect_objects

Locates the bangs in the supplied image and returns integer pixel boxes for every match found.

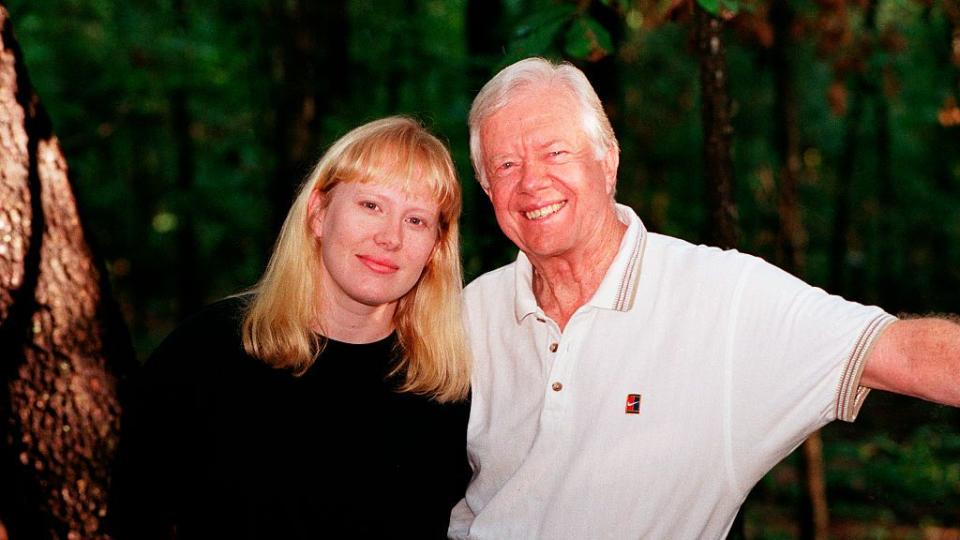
[328,125,460,225]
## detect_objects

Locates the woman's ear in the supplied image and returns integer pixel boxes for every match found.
[307,189,326,240]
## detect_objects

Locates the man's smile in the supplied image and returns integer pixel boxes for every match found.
[523,201,566,221]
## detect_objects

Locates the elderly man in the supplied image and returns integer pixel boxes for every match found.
[449,57,960,539]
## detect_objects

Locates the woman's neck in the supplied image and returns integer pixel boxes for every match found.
[315,290,396,344]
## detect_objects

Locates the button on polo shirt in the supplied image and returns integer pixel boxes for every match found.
[450,204,894,540]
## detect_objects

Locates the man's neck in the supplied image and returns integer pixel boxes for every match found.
[530,217,627,331]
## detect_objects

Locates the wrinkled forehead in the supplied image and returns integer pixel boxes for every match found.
[480,87,586,154]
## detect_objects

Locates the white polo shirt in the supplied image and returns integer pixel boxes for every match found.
[450,204,894,539]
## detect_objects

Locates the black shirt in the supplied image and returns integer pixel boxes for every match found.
[109,297,470,539]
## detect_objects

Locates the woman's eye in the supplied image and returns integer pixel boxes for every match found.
[407,216,425,227]
[360,201,379,211]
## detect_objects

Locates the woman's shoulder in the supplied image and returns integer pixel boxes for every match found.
[177,295,249,338]
[145,295,253,378]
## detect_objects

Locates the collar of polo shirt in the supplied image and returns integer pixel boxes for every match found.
[512,204,647,324]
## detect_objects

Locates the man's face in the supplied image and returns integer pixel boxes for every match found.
[478,85,618,263]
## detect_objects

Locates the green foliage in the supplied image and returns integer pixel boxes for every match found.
[827,424,960,524]
[563,15,613,60]
[506,2,577,61]
[696,0,741,17]
[504,0,617,64]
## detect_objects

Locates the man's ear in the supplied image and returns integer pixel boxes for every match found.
[602,147,620,196]
[307,188,326,240]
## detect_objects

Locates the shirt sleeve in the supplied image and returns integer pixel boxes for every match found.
[726,257,895,489]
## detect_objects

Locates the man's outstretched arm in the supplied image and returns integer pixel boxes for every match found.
[861,316,960,407]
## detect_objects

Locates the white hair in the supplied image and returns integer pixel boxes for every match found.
[468,57,620,188]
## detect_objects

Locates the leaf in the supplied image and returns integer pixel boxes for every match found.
[697,0,719,16]
[696,0,738,19]
[719,0,740,17]
[505,3,577,62]
[512,3,577,40]
[563,16,614,61]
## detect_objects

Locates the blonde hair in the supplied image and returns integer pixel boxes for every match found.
[469,57,619,189]
[242,116,470,403]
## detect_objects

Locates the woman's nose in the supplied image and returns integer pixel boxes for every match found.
[374,220,402,250]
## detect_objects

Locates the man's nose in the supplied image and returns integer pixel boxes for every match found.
[519,160,550,191]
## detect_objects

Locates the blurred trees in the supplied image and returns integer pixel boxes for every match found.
[3,0,959,537]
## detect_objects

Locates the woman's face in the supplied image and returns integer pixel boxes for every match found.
[309,180,441,315]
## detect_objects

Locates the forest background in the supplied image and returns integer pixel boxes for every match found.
[3,0,959,538]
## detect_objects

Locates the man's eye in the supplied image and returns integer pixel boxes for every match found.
[549,150,567,157]
[491,160,520,178]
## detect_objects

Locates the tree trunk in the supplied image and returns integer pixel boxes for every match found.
[798,432,829,540]
[693,6,744,538]
[172,0,200,320]
[267,0,349,239]
[931,4,960,313]
[829,90,860,297]
[386,0,420,112]
[830,0,878,300]
[0,5,135,539]
[771,0,805,276]
[769,1,829,538]
[873,70,895,310]
[465,0,515,274]
[695,5,738,249]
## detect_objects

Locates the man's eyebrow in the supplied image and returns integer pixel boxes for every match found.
[539,139,567,149]
[487,153,517,163]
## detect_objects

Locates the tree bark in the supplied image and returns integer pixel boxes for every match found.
[695,5,738,249]
[0,5,135,538]
[829,89,860,297]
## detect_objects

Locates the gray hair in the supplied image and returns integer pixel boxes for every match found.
[468,57,620,189]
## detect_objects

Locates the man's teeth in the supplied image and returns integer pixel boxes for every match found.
[524,202,565,220]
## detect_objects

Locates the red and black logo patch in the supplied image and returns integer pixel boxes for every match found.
[625,393,642,414]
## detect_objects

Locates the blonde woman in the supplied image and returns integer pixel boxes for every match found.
[110,117,471,539]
